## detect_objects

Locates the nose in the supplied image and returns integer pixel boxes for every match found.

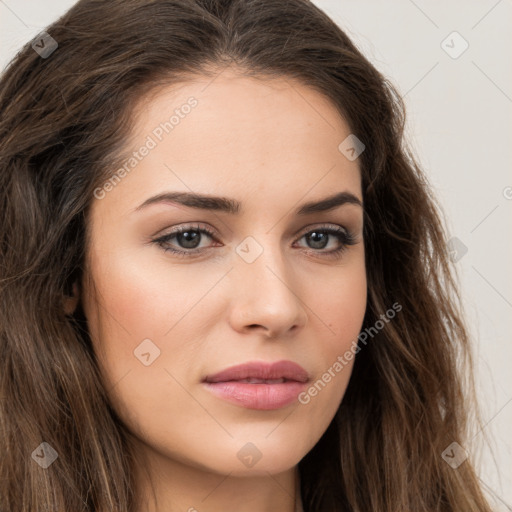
[227,239,308,339]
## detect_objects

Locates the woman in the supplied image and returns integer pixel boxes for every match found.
[0,0,494,510]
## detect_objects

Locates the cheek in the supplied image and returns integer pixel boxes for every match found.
[297,259,367,419]
[81,256,208,439]
[81,248,226,416]
[313,256,367,345]
[84,250,205,349]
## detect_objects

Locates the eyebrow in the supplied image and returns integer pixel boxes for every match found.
[134,190,362,215]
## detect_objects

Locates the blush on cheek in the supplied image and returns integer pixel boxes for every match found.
[322,277,367,343]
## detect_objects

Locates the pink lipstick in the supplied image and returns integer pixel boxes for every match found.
[202,360,309,410]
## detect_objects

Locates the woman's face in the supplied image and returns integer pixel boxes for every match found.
[79,69,367,478]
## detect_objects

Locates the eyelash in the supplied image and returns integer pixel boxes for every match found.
[152,223,357,259]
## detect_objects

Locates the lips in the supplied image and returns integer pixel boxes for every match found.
[203,360,310,384]
[202,360,310,410]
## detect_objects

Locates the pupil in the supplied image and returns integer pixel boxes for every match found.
[178,231,200,249]
[308,231,327,249]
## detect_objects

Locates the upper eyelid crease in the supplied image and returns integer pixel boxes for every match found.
[156,222,358,241]
[133,191,363,216]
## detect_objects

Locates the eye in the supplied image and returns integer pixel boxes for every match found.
[293,225,357,259]
[152,223,357,259]
[152,223,217,258]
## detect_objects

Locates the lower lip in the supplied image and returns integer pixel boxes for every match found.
[203,381,308,410]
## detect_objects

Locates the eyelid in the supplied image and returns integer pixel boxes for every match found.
[153,222,218,241]
[151,221,359,260]
[296,222,348,235]
[154,221,353,242]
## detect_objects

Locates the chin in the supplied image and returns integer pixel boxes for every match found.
[176,437,308,477]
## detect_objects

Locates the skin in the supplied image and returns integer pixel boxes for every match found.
[66,66,367,512]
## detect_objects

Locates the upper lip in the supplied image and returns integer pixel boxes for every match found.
[203,360,310,383]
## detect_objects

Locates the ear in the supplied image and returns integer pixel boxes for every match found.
[63,281,80,315]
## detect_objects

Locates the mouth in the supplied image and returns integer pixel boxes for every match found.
[202,360,310,410]
[228,378,287,384]
[204,359,309,383]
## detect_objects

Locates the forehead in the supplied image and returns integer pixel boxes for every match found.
[92,69,362,220]
[132,69,352,158]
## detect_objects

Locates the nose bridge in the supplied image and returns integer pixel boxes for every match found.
[235,232,289,289]
[229,231,307,335]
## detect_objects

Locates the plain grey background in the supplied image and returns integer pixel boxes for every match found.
[1,0,511,509]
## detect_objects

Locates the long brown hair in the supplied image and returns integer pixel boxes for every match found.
[0,0,493,510]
